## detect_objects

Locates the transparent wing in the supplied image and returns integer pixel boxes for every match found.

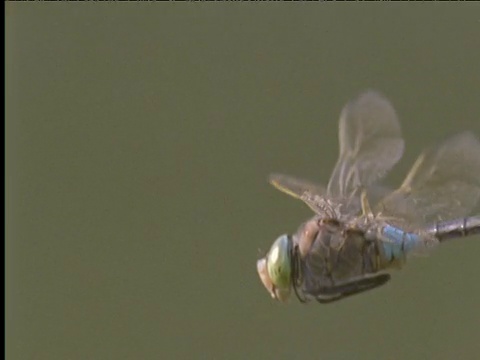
[269,174,338,217]
[327,91,405,202]
[269,173,326,200]
[299,191,343,219]
[376,132,480,227]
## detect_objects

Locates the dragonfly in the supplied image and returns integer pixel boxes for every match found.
[257,90,480,304]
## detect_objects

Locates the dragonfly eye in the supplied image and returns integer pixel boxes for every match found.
[265,234,292,301]
[257,257,275,298]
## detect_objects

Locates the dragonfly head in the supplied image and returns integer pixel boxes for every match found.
[257,234,293,302]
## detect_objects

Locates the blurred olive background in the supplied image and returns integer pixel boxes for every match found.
[6,5,480,360]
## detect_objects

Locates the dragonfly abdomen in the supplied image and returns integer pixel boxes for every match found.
[381,225,420,261]
[423,216,480,242]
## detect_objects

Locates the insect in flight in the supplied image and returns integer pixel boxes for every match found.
[257,90,480,304]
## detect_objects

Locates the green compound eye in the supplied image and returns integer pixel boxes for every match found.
[266,234,292,301]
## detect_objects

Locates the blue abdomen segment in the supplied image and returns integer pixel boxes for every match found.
[381,225,421,261]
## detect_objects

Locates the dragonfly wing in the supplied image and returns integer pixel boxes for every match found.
[327,91,404,202]
[269,173,340,217]
[377,132,480,226]
[269,173,326,199]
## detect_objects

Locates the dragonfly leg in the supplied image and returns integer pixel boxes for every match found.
[360,189,374,218]
[315,273,391,304]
